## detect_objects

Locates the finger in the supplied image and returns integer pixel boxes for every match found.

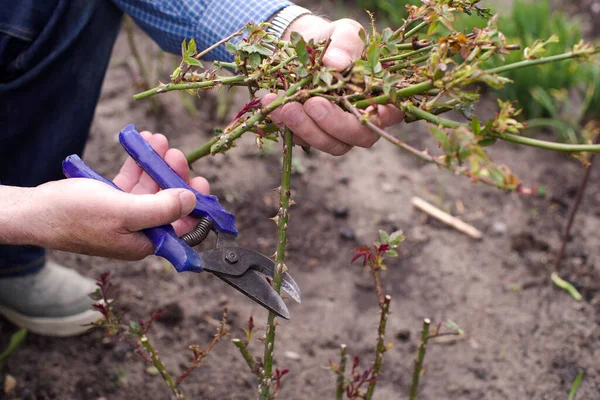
[172,176,211,236]
[304,97,379,148]
[121,188,196,231]
[372,105,405,127]
[323,19,365,71]
[164,148,190,184]
[130,133,169,195]
[261,94,284,125]
[279,102,351,156]
[113,131,152,191]
[293,136,310,147]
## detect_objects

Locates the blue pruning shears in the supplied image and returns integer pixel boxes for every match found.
[62,124,300,319]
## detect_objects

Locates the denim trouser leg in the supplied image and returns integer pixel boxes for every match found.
[0,0,123,276]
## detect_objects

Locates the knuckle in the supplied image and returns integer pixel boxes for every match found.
[337,18,363,31]
[281,103,305,126]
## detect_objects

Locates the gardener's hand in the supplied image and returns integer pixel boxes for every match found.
[0,132,208,260]
[261,16,404,156]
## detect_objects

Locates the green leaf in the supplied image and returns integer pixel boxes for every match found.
[367,40,380,70]
[478,137,496,146]
[379,230,390,244]
[225,42,237,54]
[290,32,309,66]
[187,38,197,56]
[129,320,141,332]
[568,370,584,400]
[184,56,202,67]
[427,21,439,37]
[551,272,582,301]
[181,39,188,58]
[0,328,27,363]
[446,320,464,335]
[381,27,393,42]
[471,117,481,135]
[245,44,273,56]
[296,65,309,78]
[385,249,399,257]
[429,125,448,146]
[319,71,333,86]
[248,52,261,69]
[388,230,405,246]
[358,28,368,45]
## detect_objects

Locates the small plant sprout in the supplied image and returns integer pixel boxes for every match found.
[329,230,402,399]
[90,272,228,400]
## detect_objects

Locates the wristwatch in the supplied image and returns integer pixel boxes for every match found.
[266,5,312,39]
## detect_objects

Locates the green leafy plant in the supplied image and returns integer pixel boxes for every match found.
[0,328,27,368]
[125,1,600,398]
[568,370,584,400]
[482,0,588,120]
[91,272,229,400]
[328,230,402,399]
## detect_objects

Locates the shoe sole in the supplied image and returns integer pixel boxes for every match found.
[0,304,101,337]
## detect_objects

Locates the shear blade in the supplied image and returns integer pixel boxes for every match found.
[241,253,302,304]
[214,270,291,320]
[201,248,302,304]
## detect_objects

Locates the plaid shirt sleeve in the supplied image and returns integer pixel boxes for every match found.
[111,0,294,61]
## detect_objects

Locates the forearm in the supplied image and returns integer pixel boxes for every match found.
[0,186,36,245]
[111,0,293,60]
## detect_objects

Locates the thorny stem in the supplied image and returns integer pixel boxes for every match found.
[409,318,431,400]
[352,81,434,109]
[403,20,429,40]
[139,334,186,400]
[380,45,435,62]
[133,75,250,100]
[259,127,294,399]
[232,338,257,372]
[403,104,600,153]
[336,344,348,400]
[186,136,219,164]
[175,28,244,83]
[354,49,600,109]
[209,76,317,156]
[365,295,392,400]
[554,134,600,271]
[342,99,514,190]
[486,49,600,75]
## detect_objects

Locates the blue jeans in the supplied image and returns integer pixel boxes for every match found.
[0,0,123,276]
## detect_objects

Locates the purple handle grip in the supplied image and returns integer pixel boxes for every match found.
[119,124,238,236]
[62,155,204,273]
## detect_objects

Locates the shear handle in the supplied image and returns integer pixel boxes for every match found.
[118,124,238,236]
[62,155,204,273]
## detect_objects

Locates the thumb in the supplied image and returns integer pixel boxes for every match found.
[322,19,365,71]
[121,188,196,231]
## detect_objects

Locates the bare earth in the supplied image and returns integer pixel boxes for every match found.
[2,3,599,400]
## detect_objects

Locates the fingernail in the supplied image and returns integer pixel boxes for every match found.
[324,48,352,70]
[306,102,328,121]
[178,190,196,216]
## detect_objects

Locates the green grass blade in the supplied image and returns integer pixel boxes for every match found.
[0,328,27,362]
[568,370,584,400]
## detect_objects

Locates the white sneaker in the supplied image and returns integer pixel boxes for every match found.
[0,262,102,337]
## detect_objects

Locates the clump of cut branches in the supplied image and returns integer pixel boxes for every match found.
[135,1,600,192]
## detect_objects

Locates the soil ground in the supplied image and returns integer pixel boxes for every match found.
[2,2,600,400]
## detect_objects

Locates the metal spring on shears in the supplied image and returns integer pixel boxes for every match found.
[180,217,213,247]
